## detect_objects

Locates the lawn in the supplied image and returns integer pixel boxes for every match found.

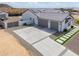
[76,19,79,24]
[50,26,75,40]
[55,27,79,45]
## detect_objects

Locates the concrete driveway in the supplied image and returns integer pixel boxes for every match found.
[14,27,56,44]
[13,27,77,56]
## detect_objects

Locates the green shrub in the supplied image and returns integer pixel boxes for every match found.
[27,24,32,26]
[23,23,32,26]
[23,23,27,26]
[76,20,79,24]
[71,26,74,28]
[64,29,68,32]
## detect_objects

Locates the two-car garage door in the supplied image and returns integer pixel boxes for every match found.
[51,21,58,30]
[38,19,58,31]
[38,19,48,27]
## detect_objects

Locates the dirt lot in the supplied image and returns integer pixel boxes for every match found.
[0,29,31,56]
[72,14,79,20]
[64,32,79,55]
[72,14,79,25]
[72,14,79,22]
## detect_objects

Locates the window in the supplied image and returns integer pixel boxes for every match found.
[65,17,71,23]
[67,18,71,19]
[65,18,68,23]
[68,22,71,26]
[20,19,23,21]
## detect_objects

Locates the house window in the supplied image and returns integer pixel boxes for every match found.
[68,22,71,26]
[20,19,23,21]
[65,17,71,24]
[33,18,35,24]
[67,17,71,19]
[65,19,68,23]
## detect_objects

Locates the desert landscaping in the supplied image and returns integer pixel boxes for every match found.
[0,29,31,56]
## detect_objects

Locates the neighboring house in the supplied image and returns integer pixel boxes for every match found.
[3,17,20,28]
[0,12,8,28]
[19,9,74,32]
[0,12,20,28]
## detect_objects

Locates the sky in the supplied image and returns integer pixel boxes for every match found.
[1,2,79,8]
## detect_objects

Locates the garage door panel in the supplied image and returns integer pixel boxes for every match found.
[51,21,58,30]
[38,19,48,27]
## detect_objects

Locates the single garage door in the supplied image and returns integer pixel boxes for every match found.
[7,21,18,28]
[51,21,58,31]
[38,19,48,27]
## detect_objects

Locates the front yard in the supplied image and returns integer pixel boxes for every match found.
[0,29,31,56]
[64,31,79,55]
[49,26,79,45]
[55,27,79,45]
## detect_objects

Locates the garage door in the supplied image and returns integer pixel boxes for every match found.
[51,21,58,30]
[38,19,48,27]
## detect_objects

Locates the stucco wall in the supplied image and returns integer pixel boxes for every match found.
[20,10,38,25]
[60,16,73,32]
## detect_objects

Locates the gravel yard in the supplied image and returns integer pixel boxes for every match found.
[0,29,31,56]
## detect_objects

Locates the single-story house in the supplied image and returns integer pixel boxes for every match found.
[19,9,74,32]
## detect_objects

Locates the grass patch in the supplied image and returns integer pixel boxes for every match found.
[54,27,75,40]
[63,30,79,45]
[76,20,79,24]
[55,27,79,45]
[75,19,79,24]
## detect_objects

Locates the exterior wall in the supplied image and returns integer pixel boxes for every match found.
[58,21,61,32]
[64,16,73,30]
[0,13,8,20]
[3,21,7,28]
[61,20,65,32]
[48,20,51,29]
[19,10,38,26]
[59,16,73,32]
[0,20,5,28]
[1,21,19,29]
